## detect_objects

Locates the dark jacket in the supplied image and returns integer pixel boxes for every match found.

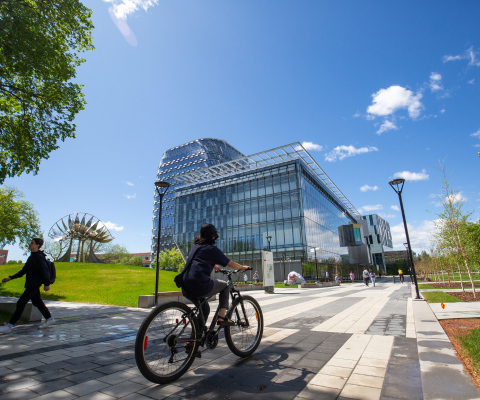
[9,251,50,288]
[182,244,230,297]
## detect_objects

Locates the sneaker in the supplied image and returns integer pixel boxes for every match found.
[0,324,12,334]
[38,318,55,329]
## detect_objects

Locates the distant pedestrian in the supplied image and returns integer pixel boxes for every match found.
[244,273,248,284]
[325,271,330,282]
[350,271,355,283]
[0,239,55,334]
[335,274,339,284]
[253,271,259,283]
[379,271,382,279]
[363,267,370,287]
[398,269,404,283]
[370,270,376,287]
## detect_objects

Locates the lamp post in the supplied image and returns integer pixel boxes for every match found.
[266,236,272,251]
[389,178,421,299]
[154,180,170,306]
[282,253,286,282]
[404,242,413,283]
[310,247,319,281]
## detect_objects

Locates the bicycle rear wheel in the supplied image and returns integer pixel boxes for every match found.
[135,301,200,384]
[225,295,263,357]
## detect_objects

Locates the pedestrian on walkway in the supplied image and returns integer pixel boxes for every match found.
[244,273,248,284]
[350,271,355,283]
[398,269,404,283]
[363,267,370,287]
[253,271,259,283]
[335,274,339,284]
[370,270,376,287]
[325,270,329,282]
[0,239,55,334]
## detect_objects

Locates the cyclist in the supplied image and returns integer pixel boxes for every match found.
[398,268,404,283]
[182,223,250,327]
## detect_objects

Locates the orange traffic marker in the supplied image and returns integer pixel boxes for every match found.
[441,302,445,309]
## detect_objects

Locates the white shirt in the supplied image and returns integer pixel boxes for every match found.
[363,270,370,278]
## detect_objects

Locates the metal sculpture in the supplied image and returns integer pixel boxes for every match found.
[48,213,115,262]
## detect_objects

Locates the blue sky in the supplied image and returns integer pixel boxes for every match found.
[4,0,480,260]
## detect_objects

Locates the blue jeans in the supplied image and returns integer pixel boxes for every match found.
[371,278,375,287]
[364,277,369,286]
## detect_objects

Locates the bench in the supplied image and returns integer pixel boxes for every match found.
[138,291,218,309]
[0,299,43,322]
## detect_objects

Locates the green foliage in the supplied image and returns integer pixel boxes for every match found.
[459,328,480,373]
[6,260,21,264]
[422,291,463,303]
[0,262,180,307]
[0,0,94,182]
[153,248,185,272]
[0,185,41,253]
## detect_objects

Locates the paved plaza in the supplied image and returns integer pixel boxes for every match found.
[1,280,479,400]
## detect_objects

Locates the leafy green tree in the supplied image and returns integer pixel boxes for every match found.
[6,260,22,264]
[153,248,185,272]
[0,0,94,183]
[0,185,41,253]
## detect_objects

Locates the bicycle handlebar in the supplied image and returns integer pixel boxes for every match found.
[218,266,252,275]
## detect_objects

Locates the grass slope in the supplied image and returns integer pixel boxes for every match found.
[0,262,179,307]
[422,291,463,303]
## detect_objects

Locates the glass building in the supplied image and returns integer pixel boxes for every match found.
[154,141,369,278]
[152,139,244,254]
[361,214,393,272]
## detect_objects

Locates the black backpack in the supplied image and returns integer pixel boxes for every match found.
[45,259,56,285]
[174,245,203,288]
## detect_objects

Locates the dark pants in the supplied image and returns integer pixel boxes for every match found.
[9,287,51,325]
[364,277,370,286]
[183,280,229,324]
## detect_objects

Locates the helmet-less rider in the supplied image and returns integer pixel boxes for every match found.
[182,223,250,326]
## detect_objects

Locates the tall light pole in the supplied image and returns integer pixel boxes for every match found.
[310,247,319,281]
[282,253,287,282]
[389,178,421,300]
[404,242,413,283]
[154,180,170,306]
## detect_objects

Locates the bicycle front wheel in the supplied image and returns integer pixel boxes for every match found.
[225,295,263,357]
[134,301,200,384]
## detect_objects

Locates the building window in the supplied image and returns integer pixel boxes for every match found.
[369,215,373,226]
[141,256,144,260]
[145,264,150,268]
[145,256,149,260]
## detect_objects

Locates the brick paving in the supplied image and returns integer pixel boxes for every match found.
[0,280,479,400]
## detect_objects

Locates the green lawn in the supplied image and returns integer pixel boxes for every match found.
[460,329,480,373]
[418,284,435,289]
[0,262,179,307]
[422,291,463,303]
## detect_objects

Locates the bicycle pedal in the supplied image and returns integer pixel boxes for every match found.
[195,350,202,358]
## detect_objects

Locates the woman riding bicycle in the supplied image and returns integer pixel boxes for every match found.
[182,223,250,327]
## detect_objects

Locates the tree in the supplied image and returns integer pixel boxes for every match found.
[0,0,94,183]
[0,185,41,253]
[153,248,186,272]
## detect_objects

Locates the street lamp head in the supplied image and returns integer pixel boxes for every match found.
[389,178,405,194]
[155,180,170,188]
[389,178,405,185]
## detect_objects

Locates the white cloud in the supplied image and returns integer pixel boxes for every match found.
[325,145,378,162]
[380,213,396,219]
[358,204,383,213]
[429,72,443,92]
[367,85,424,119]
[360,185,379,192]
[104,221,124,231]
[104,0,158,20]
[440,109,445,113]
[390,220,438,252]
[302,142,323,152]
[126,181,134,186]
[391,205,400,211]
[353,111,361,118]
[447,192,467,203]
[377,120,398,134]
[471,129,480,138]
[393,169,429,181]
[443,46,480,67]
[468,79,475,84]
[124,193,137,199]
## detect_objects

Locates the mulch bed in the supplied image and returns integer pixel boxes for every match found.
[429,282,480,289]
[440,318,480,390]
[447,292,480,302]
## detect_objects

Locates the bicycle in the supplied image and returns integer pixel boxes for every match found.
[134,268,264,384]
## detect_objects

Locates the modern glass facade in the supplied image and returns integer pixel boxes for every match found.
[361,214,393,272]
[152,139,244,255]
[173,157,363,273]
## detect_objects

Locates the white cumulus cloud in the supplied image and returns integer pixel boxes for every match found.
[429,72,443,92]
[325,145,378,162]
[446,192,467,204]
[360,185,379,192]
[302,142,323,151]
[391,205,400,211]
[358,204,383,213]
[104,0,158,20]
[468,79,475,84]
[443,46,480,67]
[377,120,398,134]
[471,129,480,138]
[126,181,134,186]
[124,193,137,199]
[440,109,445,113]
[390,220,438,252]
[367,85,423,119]
[104,221,124,231]
[393,169,429,181]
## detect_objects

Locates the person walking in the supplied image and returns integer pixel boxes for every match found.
[370,270,376,287]
[244,273,248,284]
[325,270,330,282]
[350,271,355,284]
[398,268,404,284]
[0,239,55,334]
[253,271,259,283]
[363,267,370,287]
